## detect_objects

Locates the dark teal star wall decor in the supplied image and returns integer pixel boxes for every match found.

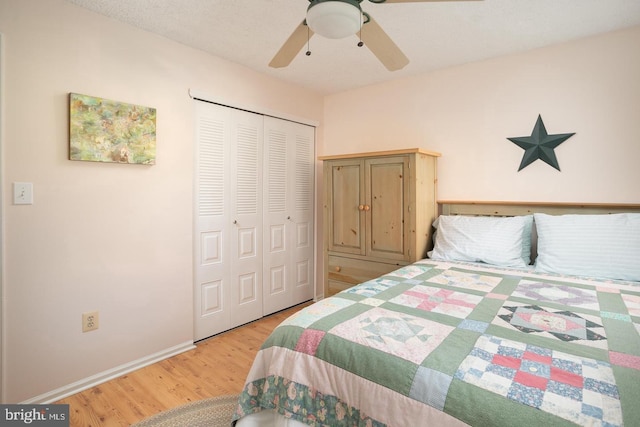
[508,115,575,171]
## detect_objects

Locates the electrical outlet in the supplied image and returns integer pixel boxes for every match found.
[82,311,99,332]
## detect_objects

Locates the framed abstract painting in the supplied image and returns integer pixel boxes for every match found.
[69,93,156,164]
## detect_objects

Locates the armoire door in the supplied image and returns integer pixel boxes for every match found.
[365,156,410,261]
[325,159,366,256]
[262,117,315,315]
[194,101,263,340]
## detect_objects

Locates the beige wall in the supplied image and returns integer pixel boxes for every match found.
[2,0,639,405]
[0,0,323,403]
[323,26,640,203]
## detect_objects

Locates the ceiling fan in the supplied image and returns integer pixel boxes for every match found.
[270,0,482,71]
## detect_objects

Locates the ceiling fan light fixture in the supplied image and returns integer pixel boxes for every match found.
[306,0,363,39]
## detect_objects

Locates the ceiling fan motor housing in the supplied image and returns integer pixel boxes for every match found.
[307,0,363,39]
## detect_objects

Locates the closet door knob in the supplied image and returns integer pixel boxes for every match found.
[233,220,237,225]
[358,205,365,211]
[335,266,341,272]
[364,205,371,211]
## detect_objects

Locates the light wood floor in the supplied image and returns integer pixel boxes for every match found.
[56,302,311,427]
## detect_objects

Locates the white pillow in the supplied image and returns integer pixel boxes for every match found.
[430,215,533,267]
[534,213,640,281]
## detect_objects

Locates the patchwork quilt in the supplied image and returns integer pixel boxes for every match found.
[233,260,640,426]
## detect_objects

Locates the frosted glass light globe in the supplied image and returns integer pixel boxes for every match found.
[307,0,363,39]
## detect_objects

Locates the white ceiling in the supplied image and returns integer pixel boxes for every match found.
[65,0,640,95]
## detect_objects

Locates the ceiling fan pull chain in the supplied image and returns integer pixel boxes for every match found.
[358,12,372,48]
[306,24,312,56]
[358,12,364,47]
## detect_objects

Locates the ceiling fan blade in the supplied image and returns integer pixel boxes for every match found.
[269,20,314,68]
[371,0,482,3]
[361,16,409,71]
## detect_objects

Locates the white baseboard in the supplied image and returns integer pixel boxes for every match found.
[22,341,196,404]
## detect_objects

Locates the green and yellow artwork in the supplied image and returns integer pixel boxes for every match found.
[69,93,156,164]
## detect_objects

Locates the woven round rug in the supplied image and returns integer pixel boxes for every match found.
[132,395,238,427]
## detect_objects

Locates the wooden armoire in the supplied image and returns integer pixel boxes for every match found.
[320,148,440,296]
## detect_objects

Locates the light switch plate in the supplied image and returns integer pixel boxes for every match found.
[13,182,33,205]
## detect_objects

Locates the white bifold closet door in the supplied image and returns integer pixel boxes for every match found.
[194,101,315,341]
[262,117,315,316]
[195,102,264,340]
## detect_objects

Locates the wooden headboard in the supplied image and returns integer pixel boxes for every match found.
[439,200,640,217]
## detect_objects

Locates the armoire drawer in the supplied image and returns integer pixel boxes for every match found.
[327,256,403,293]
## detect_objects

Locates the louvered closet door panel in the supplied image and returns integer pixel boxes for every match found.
[263,117,315,315]
[194,102,231,340]
[263,122,288,315]
[195,102,264,340]
[229,111,264,327]
[291,124,315,304]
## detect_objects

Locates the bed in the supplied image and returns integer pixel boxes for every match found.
[232,201,640,427]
